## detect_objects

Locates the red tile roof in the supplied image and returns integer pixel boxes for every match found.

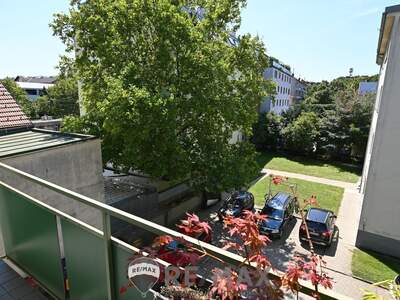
[0,83,32,130]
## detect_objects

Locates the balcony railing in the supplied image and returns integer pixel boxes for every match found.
[0,162,352,300]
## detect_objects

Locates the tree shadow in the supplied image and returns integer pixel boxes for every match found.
[261,218,299,271]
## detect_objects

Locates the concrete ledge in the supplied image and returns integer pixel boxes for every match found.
[356,230,400,259]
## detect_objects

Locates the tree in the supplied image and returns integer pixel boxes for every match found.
[252,112,282,150]
[52,0,273,191]
[334,89,374,161]
[34,76,79,118]
[0,77,35,118]
[298,75,376,162]
[282,112,319,154]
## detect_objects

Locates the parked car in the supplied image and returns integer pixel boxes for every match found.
[157,231,211,267]
[259,192,297,238]
[299,207,337,247]
[218,191,254,221]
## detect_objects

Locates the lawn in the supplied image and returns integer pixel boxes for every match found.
[257,152,361,183]
[352,248,400,283]
[248,175,344,214]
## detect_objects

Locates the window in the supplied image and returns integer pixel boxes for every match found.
[25,89,38,96]
[274,70,277,78]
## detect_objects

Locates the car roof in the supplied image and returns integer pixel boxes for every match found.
[265,192,291,210]
[232,191,250,200]
[306,208,332,223]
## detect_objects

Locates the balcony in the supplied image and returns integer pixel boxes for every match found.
[0,162,351,300]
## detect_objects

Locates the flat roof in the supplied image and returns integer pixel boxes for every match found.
[0,129,94,158]
[376,5,400,65]
[15,82,54,90]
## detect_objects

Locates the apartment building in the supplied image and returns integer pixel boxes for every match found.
[356,4,400,258]
[14,76,56,100]
[260,59,306,115]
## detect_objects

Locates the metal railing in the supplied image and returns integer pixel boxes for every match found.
[0,162,351,300]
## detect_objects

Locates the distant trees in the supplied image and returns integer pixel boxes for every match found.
[1,73,79,120]
[252,112,282,151]
[252,75,377,163]
[0,78,35,118]
[282,112,319,155]
[35,76,79,118]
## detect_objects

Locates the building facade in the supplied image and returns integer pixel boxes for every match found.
[14,76,56,100]
[358,81,378,95]
[356,4,400,258]
[260,60,306,115]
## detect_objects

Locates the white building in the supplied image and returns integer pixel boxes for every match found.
[14,76,56,100]
[260,60,306,115]
[358,81,378,95]
[357,4,400,258]
[15,81,54,100]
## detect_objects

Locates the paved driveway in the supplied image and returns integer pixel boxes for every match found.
[194,179,391,299]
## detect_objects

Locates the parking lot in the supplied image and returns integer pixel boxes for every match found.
[196,201,340,274]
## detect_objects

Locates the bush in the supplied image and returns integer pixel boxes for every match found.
[252,112,282,150]
[282,112,319,155]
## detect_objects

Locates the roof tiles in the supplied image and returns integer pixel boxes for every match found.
[0,83,32,130]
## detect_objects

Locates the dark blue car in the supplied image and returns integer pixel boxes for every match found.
[259,192,297,238]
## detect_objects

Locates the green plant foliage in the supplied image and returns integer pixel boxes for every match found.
[282,112,320,154]
[252,112,282,150]
[0,78,35,118]
[52,0,274,191]
[35,76,80,118]
[252,75,377,163]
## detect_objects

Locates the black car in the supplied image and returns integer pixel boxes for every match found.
[218,191,254,221]
[299,208,337,247]
[259,192,297,238]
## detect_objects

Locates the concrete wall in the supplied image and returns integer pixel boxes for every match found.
[356,13,400,258]
[0,139,105,229]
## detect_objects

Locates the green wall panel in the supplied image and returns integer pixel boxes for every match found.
[61,219,109,300]
[0,186,65,299]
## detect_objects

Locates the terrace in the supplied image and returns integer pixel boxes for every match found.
[0,162,351,300]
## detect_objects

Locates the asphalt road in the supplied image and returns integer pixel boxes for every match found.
[196,202,340,274]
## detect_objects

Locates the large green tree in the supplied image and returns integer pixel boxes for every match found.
[54,0,272,191]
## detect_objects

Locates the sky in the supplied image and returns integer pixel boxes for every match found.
[0,0,398,82]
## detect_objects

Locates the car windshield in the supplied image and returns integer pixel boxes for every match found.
[306,221,327,232]
[226,195,244,208]
[263,206,284,220]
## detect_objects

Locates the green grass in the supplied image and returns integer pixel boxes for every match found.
[256,152,361,183]
[352,249,400,283]
[248,176,344,214]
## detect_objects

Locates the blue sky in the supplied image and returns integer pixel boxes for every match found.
[0,1,398,81]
